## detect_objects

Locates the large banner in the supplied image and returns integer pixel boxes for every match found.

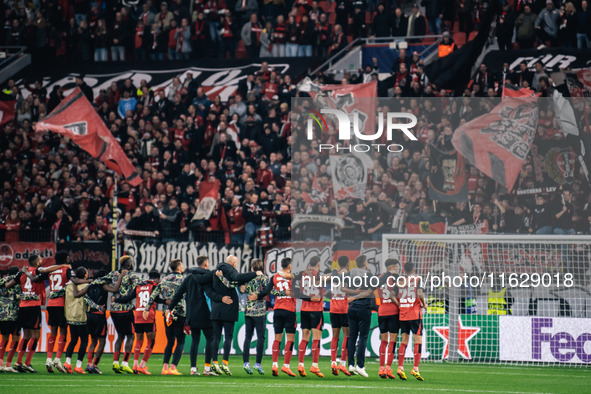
[57,241,111,271]
[452,97,538,191]
[482,48,591,73]
[18,58,315,103]
[0,242,55,269]
[329,154,374,200]
[123,240,254,274]
[499,316,591,364]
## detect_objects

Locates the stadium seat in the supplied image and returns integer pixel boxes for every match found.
[236,40,246,58]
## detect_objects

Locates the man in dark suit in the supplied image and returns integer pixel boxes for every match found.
[210,255,261,375]
[169,255,231,376]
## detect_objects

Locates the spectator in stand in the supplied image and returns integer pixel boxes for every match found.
[329,24,347,55]
[553,188,575,235]
[272,15,287,57]
[298,14,315,57]
[371,3,392,37]
[168,19,179,59]
[392,7,408,37]
[156,1,175,30]
[422,0,443,35]
[515,4,537,49]
[219,13,237,58]
[407,3,427,39]
[560,2,577,48]
[259,21,274,57]
[535,0,560,48]
[496,2,516,50]
[531,194,553,234]
[241,13,261,58]
[92,19,110,61]
[160,198,181,241]
[285,14,299,57]
[576,0,591,48]
[111,12,129,61]
[175,17,192,59]
[243,192,262,248]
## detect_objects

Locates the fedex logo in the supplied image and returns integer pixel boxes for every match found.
[532,318,591,363]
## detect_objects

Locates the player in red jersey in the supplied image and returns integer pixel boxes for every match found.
[249,257,295,377]
[293,256,327,377]
[376,259,400,379]
[6,254,70,373]
[116,271,161,375]
[397,262,426,381]
[279,256,325,378]
[329,256,351,376]
[46,251,90,373]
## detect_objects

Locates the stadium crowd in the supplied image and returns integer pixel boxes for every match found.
[0,58,590,246]
[1,0,590,65]
[0,1,590,245]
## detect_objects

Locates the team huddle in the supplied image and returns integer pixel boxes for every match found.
[0,251,426,381]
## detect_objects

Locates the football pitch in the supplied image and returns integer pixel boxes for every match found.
[0,355,588,393]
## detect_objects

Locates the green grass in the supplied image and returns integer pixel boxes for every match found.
[1,354,589,393]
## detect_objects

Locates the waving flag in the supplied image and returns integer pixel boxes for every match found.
[427,144,468,202]
[452,97,538,191]
[34,88,141,186]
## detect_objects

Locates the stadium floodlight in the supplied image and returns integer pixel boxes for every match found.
[382,233,591,366]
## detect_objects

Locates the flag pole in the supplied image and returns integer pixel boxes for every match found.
[112,174,118,272]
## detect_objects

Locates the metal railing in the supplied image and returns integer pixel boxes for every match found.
[310,34,443,75]
[0,46,27,67]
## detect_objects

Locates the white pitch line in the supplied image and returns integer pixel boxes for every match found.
[0,382,552,394]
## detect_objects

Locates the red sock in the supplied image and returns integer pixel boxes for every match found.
[6,339,19,365]
[398,343,407,368]
[87,349,94,366]
[56,335,66,359]
[340,337,348,363]
[47,334,56,359]
[25,338,38,366]
[16,338,27,365]
[123,352,131,362]
[0,339,7,363]
[272,340,280,363]
[298,340,308,364]
[93,356,101,366]
[284,341,294,365]
[311,340,320,364]
[134,339,143,363]
[113,351,120,362]
[379,339,388,367]
[386,340,396,367]
[142,339,154,363]
[413,344,421,369]
[330,336,339,362]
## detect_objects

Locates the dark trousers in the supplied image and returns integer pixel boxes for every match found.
[246,44,259,58]
[347,307,371,368]
[164,316,185,366]
[190,326,213,368]
[243,315,265,364]
[212,320,235,362]
[66,324,89,362]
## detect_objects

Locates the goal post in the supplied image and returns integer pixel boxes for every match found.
[381,234,591,366]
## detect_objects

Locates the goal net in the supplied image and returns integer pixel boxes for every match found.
[382,234,591,366]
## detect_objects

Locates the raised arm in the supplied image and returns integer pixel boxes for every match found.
[39,264,71,275]
[73,283,90,298]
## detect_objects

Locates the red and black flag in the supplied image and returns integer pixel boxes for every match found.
[451,97,538,191]
[33,88,141,186]
[405,213,446,234]
[427,144,468,203]
[502,82,541,98]
[0,100,16,125]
